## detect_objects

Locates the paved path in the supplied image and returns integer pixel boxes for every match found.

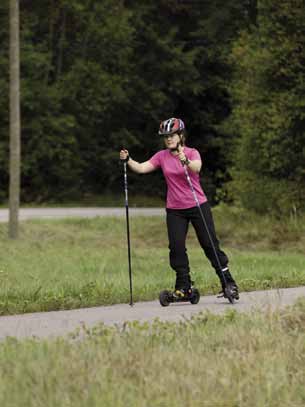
[0,286,304,341]
[0,208,164,222]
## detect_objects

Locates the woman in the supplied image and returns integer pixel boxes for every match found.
[119,117,239,301]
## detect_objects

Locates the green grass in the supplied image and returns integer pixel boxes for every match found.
[0,206,304,315]
[0,300,305,406]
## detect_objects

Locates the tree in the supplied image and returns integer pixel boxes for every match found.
[119,0,254,202]
[227,0,305,214]
[0,0,254,204]
[9,0,20,238]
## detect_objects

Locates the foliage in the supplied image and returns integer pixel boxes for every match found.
[4,0,304,213]
[0,0,252,203]
[228,0,305,214]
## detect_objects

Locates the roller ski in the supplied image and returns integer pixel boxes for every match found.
[214,266,239,304]
[217,283,239,304]
[159,286,200,307]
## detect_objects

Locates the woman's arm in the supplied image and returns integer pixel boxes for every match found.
[185,159,201,173]
[119,149,156,174]
[177,146,202,173]
[127,158,156,174]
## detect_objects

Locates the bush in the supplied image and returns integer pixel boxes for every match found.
[228,171,304,216]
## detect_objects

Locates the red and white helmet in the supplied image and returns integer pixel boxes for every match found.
[158,118,185,136]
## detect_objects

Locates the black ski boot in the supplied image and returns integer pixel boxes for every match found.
[159,284,200,307]
[217,268,239,304]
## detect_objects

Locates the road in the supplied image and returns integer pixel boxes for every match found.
[0,207,165,222]
[0,286,304,341]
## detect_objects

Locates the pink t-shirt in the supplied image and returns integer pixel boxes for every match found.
[149,146,207,209]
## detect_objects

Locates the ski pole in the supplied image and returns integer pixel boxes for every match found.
[123,161,133,306]
[183,165,230,291]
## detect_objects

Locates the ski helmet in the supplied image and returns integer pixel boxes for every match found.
[158,118,185,136]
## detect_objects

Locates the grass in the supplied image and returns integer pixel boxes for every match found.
[0,206,304,406]
[0,205,304,315]
[0,299,305,406]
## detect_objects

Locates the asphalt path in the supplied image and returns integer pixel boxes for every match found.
[0,286,304,341]
[0,207,165,222]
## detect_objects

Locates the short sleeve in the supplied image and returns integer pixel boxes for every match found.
[149,150,163,169]
[189,148,201,161]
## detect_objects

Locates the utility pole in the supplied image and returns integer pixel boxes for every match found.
[9,0,21,239]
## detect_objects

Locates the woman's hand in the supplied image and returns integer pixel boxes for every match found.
[119,150,156,174]
[177,145,189,166]
[120,149,129,162]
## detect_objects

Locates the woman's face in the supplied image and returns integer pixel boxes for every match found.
[164,133,180,150]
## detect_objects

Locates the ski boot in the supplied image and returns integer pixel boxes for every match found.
[217,268,239,304]
[159,286,200,307]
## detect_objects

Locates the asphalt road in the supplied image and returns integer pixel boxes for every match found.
[0,286,304,341]
[0,207,165,222]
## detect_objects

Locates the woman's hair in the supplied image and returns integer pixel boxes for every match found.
[179,129,186,145]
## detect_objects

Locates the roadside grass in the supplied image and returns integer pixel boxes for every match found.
[0,205,304,315]
[0,299,305,406]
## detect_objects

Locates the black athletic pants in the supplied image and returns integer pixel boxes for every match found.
[166,202,228,290]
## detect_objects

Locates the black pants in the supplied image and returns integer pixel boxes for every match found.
[166,202,228,290]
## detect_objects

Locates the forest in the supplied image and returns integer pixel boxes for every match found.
[0,0,304,214]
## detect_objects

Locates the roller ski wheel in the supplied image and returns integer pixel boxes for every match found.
[159,288,200,307]
[190,288,200,304]
[159,290,171,307]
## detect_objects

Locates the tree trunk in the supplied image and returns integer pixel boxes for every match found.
[9,0,21,239]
